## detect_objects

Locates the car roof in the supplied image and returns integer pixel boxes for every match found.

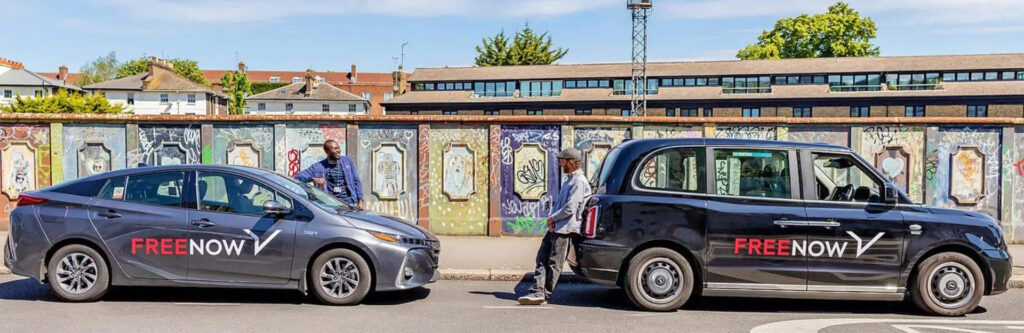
[65,164,280,184]
[615,138,850,152]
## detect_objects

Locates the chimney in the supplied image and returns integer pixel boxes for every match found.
[304,71,314,97]
[58,65,68,82]
[392,65,408,96]
[237,61,246,73]
[349,64,357,83]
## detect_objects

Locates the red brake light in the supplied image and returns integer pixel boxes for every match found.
[16,194,48,207]
[583,206,598,238]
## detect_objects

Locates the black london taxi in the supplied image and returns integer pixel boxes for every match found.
[573,138,1011,316]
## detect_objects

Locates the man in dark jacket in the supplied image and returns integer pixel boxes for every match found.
[294,140,364,208]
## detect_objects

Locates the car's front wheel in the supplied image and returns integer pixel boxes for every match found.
[624,247,695,312]
[910,252,985,316]
[310,248,372,305]
[47,244,110,302]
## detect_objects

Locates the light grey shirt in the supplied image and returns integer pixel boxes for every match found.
[548,170,592,234]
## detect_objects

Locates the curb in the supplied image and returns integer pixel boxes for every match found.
[439,269,583,283]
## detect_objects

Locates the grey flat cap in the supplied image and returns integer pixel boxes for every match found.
[557,148,582,161]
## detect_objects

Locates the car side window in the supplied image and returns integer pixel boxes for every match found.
[198,172,286,216]
[812,153,883,203]
[636,147,706,193]
[97,176,127,200]
[713,149,791,199]
[124,172,184,207]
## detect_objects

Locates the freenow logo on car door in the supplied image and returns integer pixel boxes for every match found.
[129,229,282,256]
[733,232,884,258]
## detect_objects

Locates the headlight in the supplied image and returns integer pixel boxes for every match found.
[367,231,433,247]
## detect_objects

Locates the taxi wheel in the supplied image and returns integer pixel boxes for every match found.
[310,248,372,305]
[624,247,694,312]
[46,244,110,302]
[910,252,984,316]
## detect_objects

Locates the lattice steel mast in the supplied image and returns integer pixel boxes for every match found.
[628,0,652,116]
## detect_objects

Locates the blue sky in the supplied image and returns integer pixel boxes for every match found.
[3,0,1024,74]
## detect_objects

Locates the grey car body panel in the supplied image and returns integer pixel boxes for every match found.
[5,164,439,294]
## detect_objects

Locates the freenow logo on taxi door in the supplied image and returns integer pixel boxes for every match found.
[734,231,884,258]
[130,229,282,256]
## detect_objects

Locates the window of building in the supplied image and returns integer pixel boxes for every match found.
[519,80,563,97]
[526,110,543,116]
[349,104,357,112]
[829,73,881,91]
[322,104,330,112]
[473,81,516,97]
[409,110,419,115]
[2,90,10,98]
[317,77,325,84]
[384,93,394,101]
[722,76,771,94]
[742,107,761,117]
[160,93,169,103]
[575,109,592,115]
[34,90,43,98]
[442,110,458,115]
[620,108,631,116]
[850,106,870,117]
[124,172,184,208]
[285,103,293,112]
[612,79,659,95]
[484,110,499,115]
[362,92,371,100]
[257,103,266,111]
[970,72,984,81]
[127,93,134,105]
[635,147,706,193]
[714,149,791,199]
[1018,71,1024,80]
[905,105,925,117]
[292,77,302,83]
[967,105,987,117]
[665,108,675,117]
[269,76,280,83]
[680,108,698,117]
[985,72,998,81]
[703,108,713,117]
[187,94,196,104]
[942,73,956,82]
[793,107,812,118]
[1002,71,1016,80]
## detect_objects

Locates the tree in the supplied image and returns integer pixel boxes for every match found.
[475,22,568,66]
[77,52,121,86]
[221,71,252,115]
[736,2,880,60]
[1,90,125,114]
[117,57,208,85]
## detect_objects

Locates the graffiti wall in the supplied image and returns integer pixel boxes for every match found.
[499,126,561,236]
[210,125,275,170]
[930,127,1002,219]
[640,125,703,139]
[715,125,777,140]
[0,124,50,226]
[282,123,347,176]
[859,126,926,203]
[355,125,418,224]
[62,124,127,182]
[132,125,201,167]
[574,127,631,181]
[1011,128,1024,241]
[787,126,850,147]
[428,126,489,235]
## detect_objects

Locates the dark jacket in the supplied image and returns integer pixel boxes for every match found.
[294,156,363,203]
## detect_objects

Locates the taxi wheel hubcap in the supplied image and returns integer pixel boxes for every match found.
[927,262,975,310]
[637,258,683,305]
[55,252,98,294]
[320,258,359,298]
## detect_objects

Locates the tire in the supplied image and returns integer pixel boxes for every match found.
[910,252,985,316]
[623,247,695,312]
[46,244,110,302]
[309,248,372,305]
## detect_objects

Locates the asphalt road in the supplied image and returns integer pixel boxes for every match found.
[1,275,1023,333]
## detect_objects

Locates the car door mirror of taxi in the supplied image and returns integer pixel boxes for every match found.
[883,183,899,205]
[263,201,291,216]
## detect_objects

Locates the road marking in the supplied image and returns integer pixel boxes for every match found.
[751,319,1024,333]
[483,306,553,309]
[173,302,241,306]
[625,313,673,317]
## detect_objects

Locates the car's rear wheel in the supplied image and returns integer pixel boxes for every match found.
[47,244,110,302]
[624,247,694,312]
[910,252,984,316]
[310,248,372,305]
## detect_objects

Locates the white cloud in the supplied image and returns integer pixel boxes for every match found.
[90,0,619,23]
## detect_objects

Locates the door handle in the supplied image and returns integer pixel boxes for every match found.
[774,220,809,227]
[190,219,216,228]
[807,220,841,228]
[909,224,923,235]
[98,210,121,219]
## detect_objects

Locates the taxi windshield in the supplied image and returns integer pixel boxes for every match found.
[260,171,356,212]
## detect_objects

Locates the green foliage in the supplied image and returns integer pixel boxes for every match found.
[1,90,125,114]
[251,82,289,95]
[77,52,120,86]
[475,22,568,66]
[221,71,252,115]
[737,2,880,60]
[117,57,208,85]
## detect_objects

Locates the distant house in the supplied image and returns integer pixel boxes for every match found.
[0,57,81,106]
[245,72,369,115]
[84,57,227,115]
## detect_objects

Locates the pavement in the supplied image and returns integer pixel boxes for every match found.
[2,274,1024,333]
[4,232,1024,287]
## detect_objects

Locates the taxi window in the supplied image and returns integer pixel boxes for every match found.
[124,172,184,207]
[713,149,790,199]
[636,147,706,193]
[198,172,290,215]
[97,176,127,200]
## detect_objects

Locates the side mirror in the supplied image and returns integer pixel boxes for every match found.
[263,201,292,215]
[883,183,899,205]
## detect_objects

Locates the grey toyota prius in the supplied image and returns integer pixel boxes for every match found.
[3,165,440,305]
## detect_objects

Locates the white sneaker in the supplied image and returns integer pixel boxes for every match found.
[517,293,547,305]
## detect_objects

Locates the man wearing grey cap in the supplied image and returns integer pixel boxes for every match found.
[518,147,592,305]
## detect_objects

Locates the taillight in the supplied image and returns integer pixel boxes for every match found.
[583,206,598,238]
[16,194,48,207]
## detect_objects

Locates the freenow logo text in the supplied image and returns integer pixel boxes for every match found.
[733,231,884,258]
[130,229,282,256]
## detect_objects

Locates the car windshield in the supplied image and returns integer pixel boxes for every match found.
[257,170,357,212]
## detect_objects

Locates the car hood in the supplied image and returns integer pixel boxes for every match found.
[342,210,436,240]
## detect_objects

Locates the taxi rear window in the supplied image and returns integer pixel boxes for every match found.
[592,146,622,191]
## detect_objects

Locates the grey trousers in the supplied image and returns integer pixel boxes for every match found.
[529,232,572,297]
